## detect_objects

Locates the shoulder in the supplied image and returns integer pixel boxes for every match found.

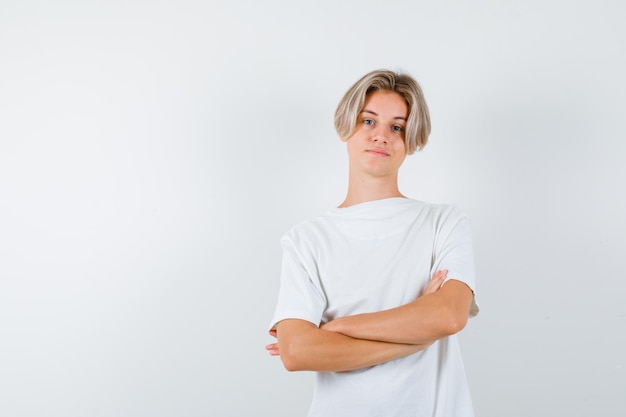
[410,200,469,222]
[280,213,331,247]
[408,201,473,243]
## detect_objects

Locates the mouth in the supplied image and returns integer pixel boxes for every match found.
[366,149,390,156]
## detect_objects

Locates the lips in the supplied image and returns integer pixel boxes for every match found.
[366,148,390,156]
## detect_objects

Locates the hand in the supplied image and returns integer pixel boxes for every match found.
[265,342,279,356]
[320,316,347,334]
[424,269,448,296]
[266,329,280,356]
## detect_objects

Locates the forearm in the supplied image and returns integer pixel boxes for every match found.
[324,280,473,345]
[276,319,429,372]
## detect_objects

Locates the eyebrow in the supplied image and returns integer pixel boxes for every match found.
[361,109,407,121]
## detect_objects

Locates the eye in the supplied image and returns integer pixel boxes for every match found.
[363,118,374,126]
[392,125,404,132]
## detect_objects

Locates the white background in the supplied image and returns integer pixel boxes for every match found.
[1,1,624,416]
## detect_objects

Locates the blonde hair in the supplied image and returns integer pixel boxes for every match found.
[334,69,431,154]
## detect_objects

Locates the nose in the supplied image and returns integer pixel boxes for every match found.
[372,133,388,144]
[371,124,388,143]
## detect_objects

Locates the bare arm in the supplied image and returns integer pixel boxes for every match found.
[271,318,431,372]
[265,270,449,371]
[322,279,474,345]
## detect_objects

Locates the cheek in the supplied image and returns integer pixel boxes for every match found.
[395,138,407,154]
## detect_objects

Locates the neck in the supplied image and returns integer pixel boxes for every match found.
[339,173,405,208]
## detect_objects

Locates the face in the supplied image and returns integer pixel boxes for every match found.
[344,90,408,179]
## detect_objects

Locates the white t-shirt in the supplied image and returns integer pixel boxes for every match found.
[270,197,479,417]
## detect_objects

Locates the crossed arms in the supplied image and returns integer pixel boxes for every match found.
[265,270,474,372]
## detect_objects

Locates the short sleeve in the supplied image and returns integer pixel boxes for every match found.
[432,206,479,317]
[268,234,327,331]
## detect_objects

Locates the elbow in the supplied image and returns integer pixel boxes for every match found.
[282,361,302,372]
[441,309,469,336]
[279,342,308,372]
[446,317,467,336]
[275,321,319,372]
[280,354,301,372]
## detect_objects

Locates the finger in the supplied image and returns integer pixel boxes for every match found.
[431,269,447,280]
[424,270,448,295]
[431,270,447,285]
[265,344,280,356]
[436,270,448,285]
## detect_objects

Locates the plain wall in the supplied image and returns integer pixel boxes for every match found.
[1,1,624,416]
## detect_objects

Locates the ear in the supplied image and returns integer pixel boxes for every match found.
[339,136,349,143]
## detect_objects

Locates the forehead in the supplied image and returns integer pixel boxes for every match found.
[361,90,408,117]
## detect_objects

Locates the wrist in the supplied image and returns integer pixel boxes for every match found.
[322,317,344,334]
